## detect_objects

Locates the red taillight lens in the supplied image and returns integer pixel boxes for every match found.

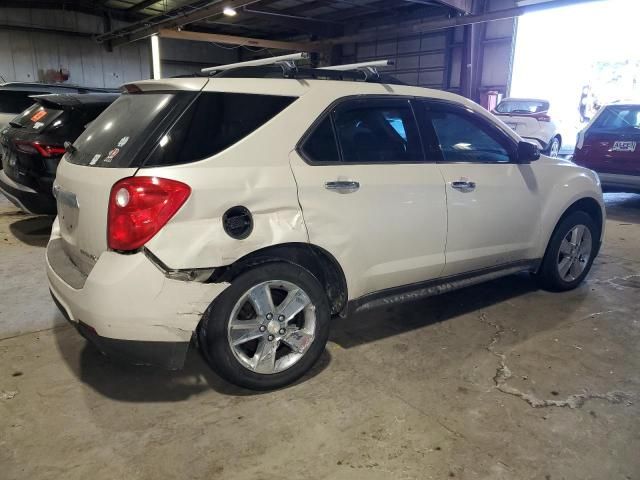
[15,141,66,157]
[533,113,551,122]
[107,176,191,251]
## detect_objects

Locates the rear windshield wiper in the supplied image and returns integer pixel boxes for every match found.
[64,141,77,155]
[8,121,23,128]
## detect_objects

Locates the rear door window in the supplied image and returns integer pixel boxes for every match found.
[333,99,423,163]
[300,117,340,163]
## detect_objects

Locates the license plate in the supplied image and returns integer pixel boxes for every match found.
[505,123,517,131]
[612,141,636,152]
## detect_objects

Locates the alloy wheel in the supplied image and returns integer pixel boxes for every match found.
[556,224,592,282]
[227,280,316,374]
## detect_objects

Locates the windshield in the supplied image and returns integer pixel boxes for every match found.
[65,92,193,168]
[496,100,549,114]
[591,106,640,131]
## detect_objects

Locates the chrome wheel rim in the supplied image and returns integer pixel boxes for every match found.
[556,224,592,282]
[227,280,316,374]
[550,140,560,157]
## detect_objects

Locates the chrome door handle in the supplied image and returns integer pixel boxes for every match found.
[451,180,476,192]
[324,180,360,194]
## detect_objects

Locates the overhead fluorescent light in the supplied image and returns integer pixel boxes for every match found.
[223,6,237,16]
[150,34,161,80]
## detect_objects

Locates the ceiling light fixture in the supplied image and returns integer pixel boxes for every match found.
[223,6,237,16]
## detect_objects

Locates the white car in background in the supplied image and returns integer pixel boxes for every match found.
[46,70,604,390]
[493,98,562,157]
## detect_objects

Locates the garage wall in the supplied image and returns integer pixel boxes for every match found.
[159,38,239,78]
[339,0,517,103]
[0,8,238,87]
[0,8,150,88]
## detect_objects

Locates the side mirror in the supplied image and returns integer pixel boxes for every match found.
[517,140,540,163]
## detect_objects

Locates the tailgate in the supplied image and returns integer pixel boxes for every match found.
[53,158,136,275]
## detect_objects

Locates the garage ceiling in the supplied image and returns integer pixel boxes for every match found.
[11,1,459,42]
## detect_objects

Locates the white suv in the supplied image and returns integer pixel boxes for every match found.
[493,98,562,157]
[46,68,604,390]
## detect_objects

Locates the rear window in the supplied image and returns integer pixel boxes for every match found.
[495,100,549,114]
[65,92,190,167]
[0,90,48,114]
[591,106,640,131]
[66,91,296,168]
[11,103,64,132]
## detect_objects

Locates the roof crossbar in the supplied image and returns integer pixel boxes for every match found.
[319,59,394,81]
[201,52,309,73]
[318,59,393,71]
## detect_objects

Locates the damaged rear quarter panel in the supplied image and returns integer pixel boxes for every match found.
[144,165,309,269]
[141,88,317,270]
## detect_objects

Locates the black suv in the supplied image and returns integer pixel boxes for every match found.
[0,93,118,214]
[0,82,116,130]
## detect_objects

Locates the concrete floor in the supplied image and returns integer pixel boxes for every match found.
[1,194,639,480]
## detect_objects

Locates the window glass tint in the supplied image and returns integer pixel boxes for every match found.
[301,117,339,163]
[592,106,640,131]
[334,102,422,163]
[0,91,48,114]
[66,92,189,167]
[428,108,512,163]
[143,92,296,167]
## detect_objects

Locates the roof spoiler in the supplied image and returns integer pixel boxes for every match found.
[30,93,120,110]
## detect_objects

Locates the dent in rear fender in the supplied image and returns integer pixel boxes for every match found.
[142,164,309,270]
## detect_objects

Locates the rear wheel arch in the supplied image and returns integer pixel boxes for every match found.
[210,242,348,316]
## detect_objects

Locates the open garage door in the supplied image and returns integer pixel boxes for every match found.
[510,0,640,155]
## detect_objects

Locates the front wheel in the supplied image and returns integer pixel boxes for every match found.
[199,262,331,390]
[547,137,561,157]
[537,211,598,291]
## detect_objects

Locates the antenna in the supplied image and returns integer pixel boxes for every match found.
[201,52,309,73]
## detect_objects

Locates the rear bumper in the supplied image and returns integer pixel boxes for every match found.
[46,220,229,368]
[51,290,192,369]
[0,169,56,214]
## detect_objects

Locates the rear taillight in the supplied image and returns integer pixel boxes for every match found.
[107,176,191,251]
[533,113,551,122]
[15,141,66,157]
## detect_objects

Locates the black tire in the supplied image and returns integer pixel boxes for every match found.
[199,262,331,390]
[537,211,598,291]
